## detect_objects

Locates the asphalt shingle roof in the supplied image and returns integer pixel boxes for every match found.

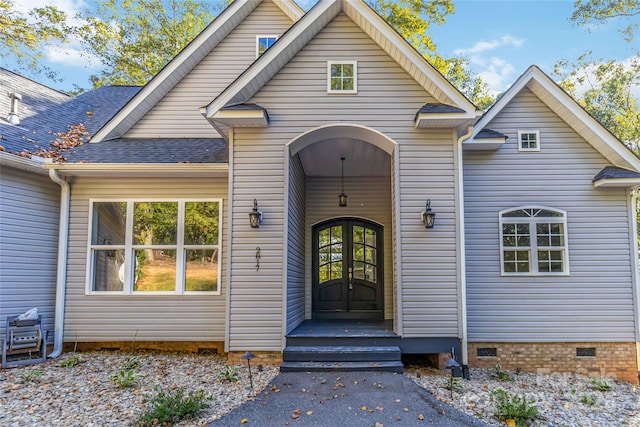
[417,103,466,114]
[0,68,140,155]
[475,128,508,139]
[64,138,228,164]
[593,166,640,181]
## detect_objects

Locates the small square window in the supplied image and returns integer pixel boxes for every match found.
[518,131,540,152]
[576,347,596,357]
[256,35,278,58]
[327,61,357,94]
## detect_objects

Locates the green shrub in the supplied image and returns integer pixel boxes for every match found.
[580,393,597,406]
[491,388,539,426]
[124,356,141,370]
[110,369,143,388]
[59,354,83,368]
[20,370,43,383]
[136,387,210,426]
[494,364,514,381]
[218,364,239,383]
[588,378,612,391]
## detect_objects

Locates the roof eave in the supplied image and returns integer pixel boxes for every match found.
[414,113,476,129]
[0,152,49,174]
[593,178,640,188]
[211,109,269,127]
[45,162,229,178]
[462,137,507,151]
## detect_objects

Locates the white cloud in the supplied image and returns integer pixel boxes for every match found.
[454,35,525,56]
[477,57,517,96]
[14,0,105,72]
[566,55,640,100]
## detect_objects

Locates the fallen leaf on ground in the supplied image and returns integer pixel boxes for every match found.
[240,419,248,424]
[403,408,409,412]
[306,410,313,415]
[293,409,301,415]
[418,414,425,420]
[394,399,401,403]
[361,406,368,411]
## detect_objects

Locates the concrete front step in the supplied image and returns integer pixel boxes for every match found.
[283,345,401,362]
[280,360,404,373]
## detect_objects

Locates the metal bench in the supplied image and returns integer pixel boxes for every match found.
[2,315,47,368]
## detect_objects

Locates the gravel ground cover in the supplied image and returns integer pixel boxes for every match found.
[2,351,640,426]
[408,365,640,427]
[0,351,278,426]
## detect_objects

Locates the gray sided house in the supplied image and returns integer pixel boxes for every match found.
[2,0,640,382]
[0,68,139,353]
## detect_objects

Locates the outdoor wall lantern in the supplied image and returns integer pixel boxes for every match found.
[338,157,348,207]
[421,199,436,229]
[249,199,263,228]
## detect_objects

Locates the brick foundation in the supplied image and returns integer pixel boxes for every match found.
[468,342,639,383]
[226,351,283,365]
[65,341,224,354]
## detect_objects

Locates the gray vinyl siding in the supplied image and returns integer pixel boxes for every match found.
[0,167,59,343]
[286,154,306,333]
[64,177,228,342]
[464,88,636,342]
[228,12,459,350]
[125,0,294,139]
[305,177,393,319]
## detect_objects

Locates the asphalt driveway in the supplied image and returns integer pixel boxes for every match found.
[209,371,490,426]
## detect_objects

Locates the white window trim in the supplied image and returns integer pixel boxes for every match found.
[499,205,569,276]
[517,130,540,152]
[256,35,278,58]
[327,60,358,94]
[86,198,223,296]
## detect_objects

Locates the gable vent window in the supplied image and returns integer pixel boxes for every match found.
[499,206,568,275]
[518,130,540,152]
[327,61,357,94]
[256,35,278,58]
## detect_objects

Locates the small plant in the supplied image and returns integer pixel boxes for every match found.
[219,364,239,383]
[444,376,463,393]
[580,393,597,406]
[494,364,514,381]
[110,369,143,388]
[124,356,141,370]
[60,354,83,368]
[491,388,539,426]
[20,370,43,383]
[588,377,612,391]
[136,387,210,426]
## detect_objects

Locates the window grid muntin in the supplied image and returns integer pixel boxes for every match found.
[256,35,278,58]
[327,61,357,94]
[499,207,568,275]
[87,199,222,295]
[517,130,540,152]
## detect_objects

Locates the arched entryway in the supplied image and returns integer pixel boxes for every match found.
[312,218,383,319]
[285,123,399,331]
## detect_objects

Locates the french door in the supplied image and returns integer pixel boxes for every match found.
[312,218,383,319]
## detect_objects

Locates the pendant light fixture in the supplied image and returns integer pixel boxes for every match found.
[338,157,347,207]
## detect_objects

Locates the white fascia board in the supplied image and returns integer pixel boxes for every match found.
[593,178,640,188]
[414,113,477,128]
[475,65,640,172]
[527,77,640,172]
[0,151,48,174]
[92,0,260,142]
[345,0,477,114]
[272,0,305,21]
[204,0,340,119]
[462,137,506,151]
[472,66,536,139]
[212,109,269,127]
[45,162,228,177]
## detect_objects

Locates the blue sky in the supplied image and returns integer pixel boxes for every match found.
[12,0,637,96]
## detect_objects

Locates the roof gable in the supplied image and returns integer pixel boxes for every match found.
[202,0,477,127]
[472,65,640,171]
[91,0,304,142]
